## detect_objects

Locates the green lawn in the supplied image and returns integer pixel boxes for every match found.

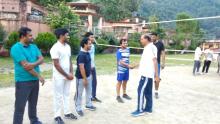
[0,53,217,88]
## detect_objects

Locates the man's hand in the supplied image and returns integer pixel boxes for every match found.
[66,73,74,80]
[39,75,45,86]
[23,63,35,70]
[82,78,88,87]
[155,76,160,84]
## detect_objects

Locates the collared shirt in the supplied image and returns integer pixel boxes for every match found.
[50,41,71,79]
[75,49,91,79]
[139,43,157,78]
[116,48,130,73]
[10,42,42,82]
[89,44,95,68]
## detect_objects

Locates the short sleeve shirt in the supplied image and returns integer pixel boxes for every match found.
[116,48,130,73]
[75,50,91,79]
[139,43,157,78]
[50,41,71,79]
[154,40,165,64]
[10,42,42,82]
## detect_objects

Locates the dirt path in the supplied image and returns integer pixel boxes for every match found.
[0,66,220,124]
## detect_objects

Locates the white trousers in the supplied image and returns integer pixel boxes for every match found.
[53,78,72,118]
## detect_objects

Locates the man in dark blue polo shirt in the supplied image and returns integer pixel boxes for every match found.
[10,27,45,124]
[74,37,96,117]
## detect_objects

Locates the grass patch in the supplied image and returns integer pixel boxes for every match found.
[1,53,218,88]
[0,73,15,87]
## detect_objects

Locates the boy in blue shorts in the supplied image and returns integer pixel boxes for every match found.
[116,38,134,103]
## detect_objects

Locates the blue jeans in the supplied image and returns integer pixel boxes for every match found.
[13,80,39,124]
[193,60,201,74]
[158,64,161,77]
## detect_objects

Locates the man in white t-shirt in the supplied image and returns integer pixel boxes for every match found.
[50,28,77,124]
[131,34,160,117]
[193,43,203,75]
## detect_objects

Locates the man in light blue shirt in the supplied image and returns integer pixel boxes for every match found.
[85,32,102,102]
[10,27,45,124]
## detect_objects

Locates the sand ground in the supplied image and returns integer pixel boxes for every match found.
[0,66,220,124]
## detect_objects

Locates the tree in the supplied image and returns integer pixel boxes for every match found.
[148,15,166,39]
[92,0,142,21]
[46,2,80,30]
[0,24,6,43]
[174,13,203,49]
[37,0,72,7]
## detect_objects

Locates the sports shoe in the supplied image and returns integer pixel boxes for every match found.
[54,117,64,124]
[155,92,159,99]
[64,113,77,120]
[85,106,96,111]
[144,109,153,114]
[131,110,145,117]
[31,120,42,124]
[76,111,84,116]
[123,94,132,100]
[116,96,124,103]
[91,97,102,103]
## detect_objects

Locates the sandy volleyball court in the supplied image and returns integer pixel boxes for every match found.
[0,66,220,124]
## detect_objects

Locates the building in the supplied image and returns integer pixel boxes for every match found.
[0,0,50,37]
[67,0,102,32]
[68,0,147,37]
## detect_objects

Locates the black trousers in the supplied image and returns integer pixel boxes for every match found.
[13,80,39,124]
[202,60,211,73]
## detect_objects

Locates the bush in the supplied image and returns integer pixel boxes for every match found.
[4,31,19,50]
[69,35,80,55]
[99,32,118,45]
[128,33,142,54]
[128,40,142,54]
[128,33,141,43]
[96,38,108,53]
[34,32,56,55]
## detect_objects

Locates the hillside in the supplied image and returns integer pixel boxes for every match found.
[138,0,220,38]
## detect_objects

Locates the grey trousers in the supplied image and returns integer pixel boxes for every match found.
[74,75,93,111]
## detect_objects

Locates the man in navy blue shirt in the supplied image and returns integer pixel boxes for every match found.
[75,37,96,116]
[151,32,165,99]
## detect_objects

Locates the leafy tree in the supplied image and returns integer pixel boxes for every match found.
[148,15,166,39]
[46,2,80,30]
[38,0,72,7]
[173,13,203,49]
[92,0,142,21]
[0,24,6,43]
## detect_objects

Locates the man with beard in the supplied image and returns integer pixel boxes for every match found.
[11,27,45,124]
[50,28,77,124]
